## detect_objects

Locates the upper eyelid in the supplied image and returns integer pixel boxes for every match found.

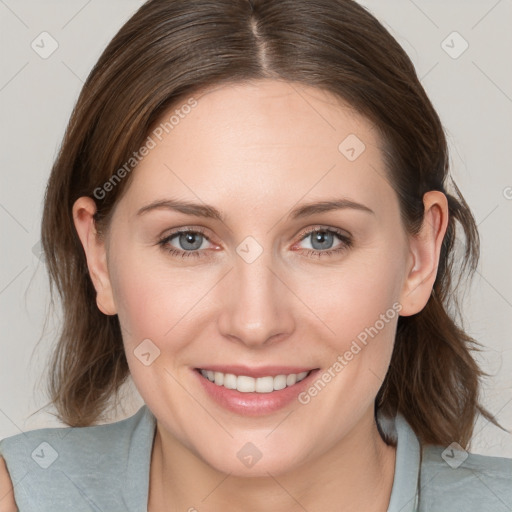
[297,225,350,239]
[162,225,348,237]
[162,226,211,242]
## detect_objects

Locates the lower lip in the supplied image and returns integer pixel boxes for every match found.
[193,368,320,416]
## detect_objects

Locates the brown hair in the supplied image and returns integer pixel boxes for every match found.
[40,0,503,446]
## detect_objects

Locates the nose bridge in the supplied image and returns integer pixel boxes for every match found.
[217,238,295,346]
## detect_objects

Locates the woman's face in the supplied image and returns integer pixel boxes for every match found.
[89,80,425,476]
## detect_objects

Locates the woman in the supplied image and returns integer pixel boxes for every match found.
[1,0,511,510]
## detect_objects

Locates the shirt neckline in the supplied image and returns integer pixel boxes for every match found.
[122,405,158,511]
[385,413,421,512]
[124,406,421,512]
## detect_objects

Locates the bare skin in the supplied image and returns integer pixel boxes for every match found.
[0,457,16,512]
[72,79,448,511]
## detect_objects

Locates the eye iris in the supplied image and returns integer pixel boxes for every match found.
[311,231,334,250]
[179,232,203,250]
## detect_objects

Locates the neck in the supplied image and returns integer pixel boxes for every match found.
[148,408,396,512]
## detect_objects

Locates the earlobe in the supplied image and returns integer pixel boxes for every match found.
[399,191,449,316]
[72,197,117,316]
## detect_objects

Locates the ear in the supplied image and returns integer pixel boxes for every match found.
[399,190,449,316]
[72,196,117,315]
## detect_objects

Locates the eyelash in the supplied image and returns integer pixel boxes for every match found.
[158,226,353,260]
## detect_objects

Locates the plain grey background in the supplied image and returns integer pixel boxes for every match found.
[0,0,511,457]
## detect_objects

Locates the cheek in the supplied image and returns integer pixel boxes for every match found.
[108,252,218,371]
[299,242,405,391]
[108,251,183,343]
[305,247,405,339]
[110,263,192,400]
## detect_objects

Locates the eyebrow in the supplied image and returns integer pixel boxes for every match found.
[288,198,374,219]
[136,197,374,221]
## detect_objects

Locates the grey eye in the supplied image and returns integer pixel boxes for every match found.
[308,231,335,251]
[173,231,206,251]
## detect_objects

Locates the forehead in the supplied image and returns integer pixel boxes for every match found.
[119,79,393,220]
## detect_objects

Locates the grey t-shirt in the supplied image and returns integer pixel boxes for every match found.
[0,405,510,511]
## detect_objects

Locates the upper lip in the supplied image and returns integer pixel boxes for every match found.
[195,365,317,378]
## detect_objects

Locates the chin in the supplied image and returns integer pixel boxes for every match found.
[204,453,299,478]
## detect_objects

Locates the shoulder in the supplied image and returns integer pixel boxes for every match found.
[0,457,17,512]
[419,443,512,511]
[0,405,154,510]
[0,405,148,467]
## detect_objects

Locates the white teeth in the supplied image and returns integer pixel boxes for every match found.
[199,369,311,393]
[237,375,255,392]
[223,373,237,390]
[286,373,297,386]
[273,374,287,390]
[255,376,274,393]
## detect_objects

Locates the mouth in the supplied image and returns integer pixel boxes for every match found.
[193,366,321,416]
[195,368,312,393]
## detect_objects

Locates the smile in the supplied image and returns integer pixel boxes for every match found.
[198,369,311,393]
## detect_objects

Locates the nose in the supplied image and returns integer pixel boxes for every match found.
[217,246,296,348]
